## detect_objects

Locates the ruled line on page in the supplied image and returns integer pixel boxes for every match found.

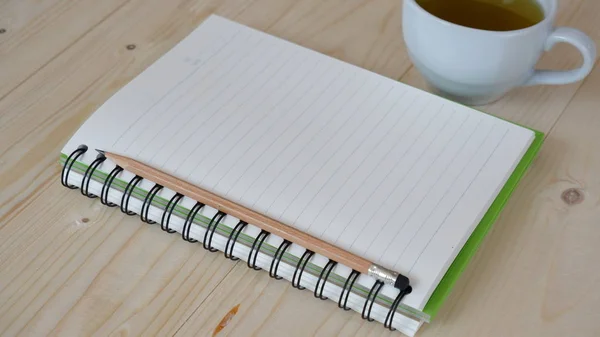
[262,83,399,222]
[217,64,347,198]
[147,40,281,165]
[301,93,420,235]
[350,110,470,255]
[405,128,508,273]
[305,94,427,239]
[225,72,364,199]
[342,105,456,250]
[245,78,384,212]
[152,34,274,168]
[368,117,489,265]
[112,27,243,151]
[269,85,397,218]
[136,32,253,156]
[370,118,498,269]
[291,90,414,231]
[332,103,452,248]
[178,51,306,182]
[197,57,331,195]
[235,74,371,205]
[164,40,296,174]
[324,101,444,246]
[192,57,325,194]
[368,116,483,262]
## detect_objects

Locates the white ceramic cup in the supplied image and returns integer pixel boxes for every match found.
[402,0,597,105]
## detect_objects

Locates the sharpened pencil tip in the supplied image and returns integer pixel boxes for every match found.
[96,149,105,155]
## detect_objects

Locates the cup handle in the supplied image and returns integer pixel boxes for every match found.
[524,27,596,86]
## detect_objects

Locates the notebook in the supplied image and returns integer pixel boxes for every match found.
[58,15,543,336]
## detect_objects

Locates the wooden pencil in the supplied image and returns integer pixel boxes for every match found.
[101,150,409,291]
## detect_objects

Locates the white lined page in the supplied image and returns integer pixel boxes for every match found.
[62,15,535,310]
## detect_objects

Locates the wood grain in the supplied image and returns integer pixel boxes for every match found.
[1,0,600,336]
[0,0,131,99]
[0,182,236,336]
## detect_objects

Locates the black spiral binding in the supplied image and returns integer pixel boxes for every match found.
[361,280,384,322]
[182,201,205,242]
[292,249,315,290]
[101,165,123,207]
[62,147,413,330]
[269,239,291,280]
[140,183,163,224]
[224,220,247,260]
[80,152,106,198]
[247,230,270,270]
[338,269,360,310]
[120,175,143,215]
[203,211,226,252]
[384,286,412,331]
[314,259,338,300]
[61,145,88,189]
[161,193,184,234]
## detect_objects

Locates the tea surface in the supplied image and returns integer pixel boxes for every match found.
[416,0,544,31]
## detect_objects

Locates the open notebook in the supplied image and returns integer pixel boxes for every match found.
[59,15,543,336]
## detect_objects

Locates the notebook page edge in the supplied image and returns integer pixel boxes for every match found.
[405,125,536,309]
[422,128,541,317]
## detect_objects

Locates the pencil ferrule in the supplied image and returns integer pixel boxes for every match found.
[368,264,399,286]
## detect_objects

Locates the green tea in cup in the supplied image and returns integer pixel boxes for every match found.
[415,0,545,31]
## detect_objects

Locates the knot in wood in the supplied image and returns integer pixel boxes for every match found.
[561,188,584,205]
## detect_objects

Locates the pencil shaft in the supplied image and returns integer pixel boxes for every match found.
[105,151,373,274]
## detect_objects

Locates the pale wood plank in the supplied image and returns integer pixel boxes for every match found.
[0,0,131,99]
[0,180,235,336]
[173,262,399,337]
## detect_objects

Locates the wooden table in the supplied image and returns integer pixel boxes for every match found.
[1,1,599,336]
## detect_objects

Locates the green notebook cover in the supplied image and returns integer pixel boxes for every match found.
[422,128,544,318]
